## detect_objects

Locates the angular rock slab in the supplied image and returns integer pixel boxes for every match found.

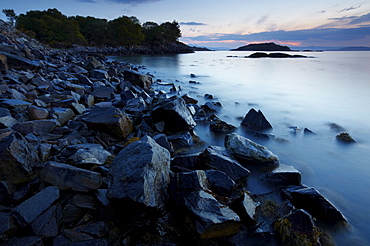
[283,185,347,224]
[81,106,133,139]
[225,133,279,168]
[200,146,250,182]
[152,97,196,133]
[13,186,59,227]
[183,190,241,239]
[40,161,102,192]
[241,108,272,131]
[12,119,59,135]
[108,136,171,209]
[260,164,301,186]
[0,132,39,184]
[123,69,153,90]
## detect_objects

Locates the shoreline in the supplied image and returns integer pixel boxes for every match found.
[0,21,351,245]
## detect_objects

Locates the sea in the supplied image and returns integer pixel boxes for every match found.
[108,51,370,245]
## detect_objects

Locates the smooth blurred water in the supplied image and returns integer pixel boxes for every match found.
[109,51,370,245]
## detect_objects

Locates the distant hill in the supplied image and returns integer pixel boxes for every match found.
[231,42,291,51]
[190,46,214,51]
[336,46,370,51]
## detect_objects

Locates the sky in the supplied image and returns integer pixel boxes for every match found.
[1,0,370,49]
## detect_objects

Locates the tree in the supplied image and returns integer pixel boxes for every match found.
[72,16,109,46]
[2,9,17,26]
[108,16,144,46]
[160,21,181,42]
[16,8,87,47]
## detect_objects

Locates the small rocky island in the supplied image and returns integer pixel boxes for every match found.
[231,42,291,51]
[0,20,349,245]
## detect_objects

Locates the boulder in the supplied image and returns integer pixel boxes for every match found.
[107,136,171,209]
[123,69,153,90]
[200,146,250,182]
[125,97,147,113]
[40,161,102,192]
[0,132,39,184]
[152,97,196,133]
[52,107,75,126]
[202,101,222,112]
[30,205,59,237]
[92,86,114,101]
[260,164,301,186]
[336,132,356,143]
[209,114,236,133]
[90,69,109,80]
[225,133,279,168]
[12,186,59,227]
[0,99,31,109]
[283,185,347,224]
[241,108,272,131]
[274,209,320,245]
[81,106,133,139]
[183,190,241,238]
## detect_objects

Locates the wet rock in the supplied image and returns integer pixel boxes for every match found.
[108,136,171,209]
[274,209,320,246]
[241,108,272,131]
[225,133,279,168]
[327,122,346,132]
[13,186,59,227]
[123,69,153,90]
[12,119,59,135]
[183,190,241,238]
[336,132,356,143]
[260,164,301,186]
[304,128,316,135]
[204,170,236,197]
[202,101,222,112]
[200,146,250,182]
[283,185,348,224]
[0,108,17,128]
[40,161,102,192]
[81,106,133,139]
[182,94,198,104]
[0,132,39,184]
[152,97,196,133]
[204,94,214,99]
[288,126,301,134]
[209,114,236,133]
[120,90,136,104]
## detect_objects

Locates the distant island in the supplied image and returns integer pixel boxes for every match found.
[190,46,214,51]
[231,42,291,51]
[337,46,370,51]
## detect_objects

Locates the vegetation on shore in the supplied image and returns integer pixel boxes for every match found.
[2,8,183,49]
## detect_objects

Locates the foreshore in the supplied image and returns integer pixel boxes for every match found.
[0,20,348,245]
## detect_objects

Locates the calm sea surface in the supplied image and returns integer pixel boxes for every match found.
[109,51,370,245]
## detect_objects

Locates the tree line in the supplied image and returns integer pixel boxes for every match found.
[2,8,181,48]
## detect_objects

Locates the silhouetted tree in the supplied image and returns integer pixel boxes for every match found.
[72,16,109,46]
[108,16,144,46]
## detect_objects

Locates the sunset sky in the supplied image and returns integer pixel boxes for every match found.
[1,0,370,49]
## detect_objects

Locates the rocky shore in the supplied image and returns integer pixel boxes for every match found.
[0,20,349,245]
